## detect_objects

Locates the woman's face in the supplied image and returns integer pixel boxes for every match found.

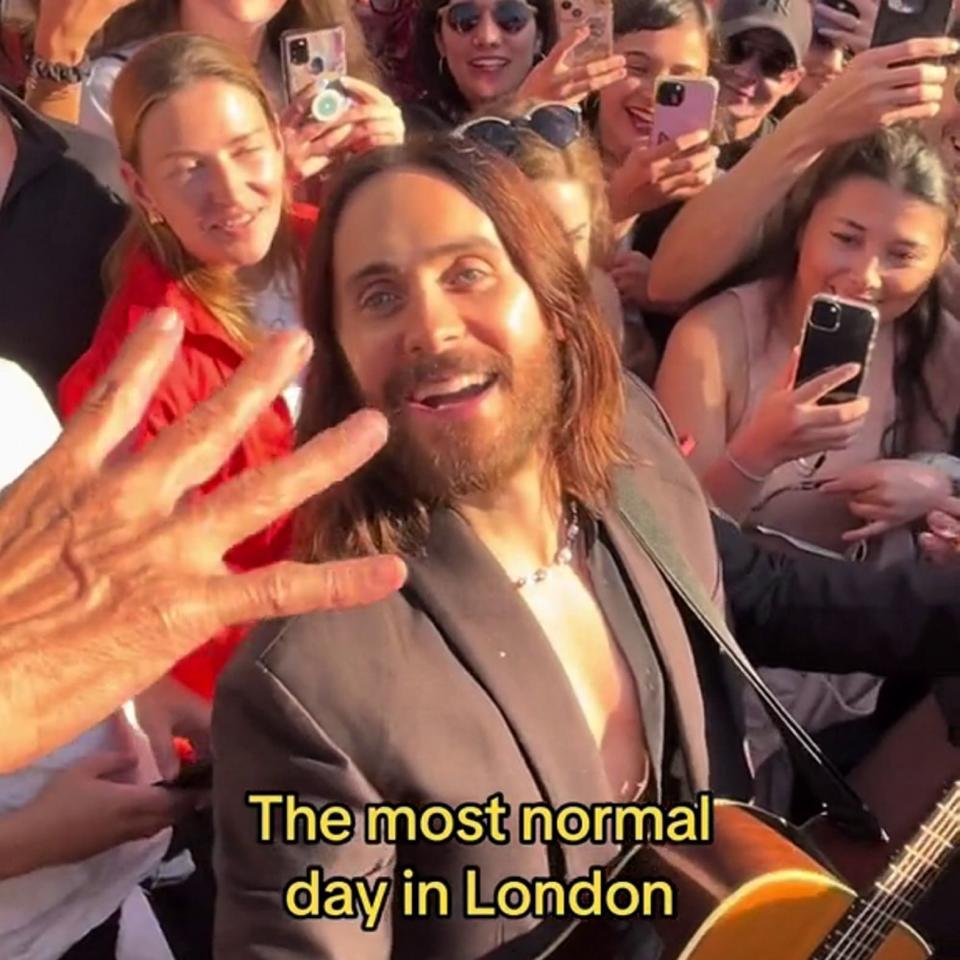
[436,0,541,108]
[796,175,949,324]
[596,19,710,161]
[125,78,286,270]
[536,177,593,268]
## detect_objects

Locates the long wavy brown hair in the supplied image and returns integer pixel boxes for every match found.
[93,0,380,86]
[295,138,627,562]
[108,32,300,350]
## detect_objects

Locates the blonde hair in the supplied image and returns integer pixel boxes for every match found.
[108,32,298,350]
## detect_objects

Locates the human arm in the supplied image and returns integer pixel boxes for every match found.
[25,0,135,123]
[715,512,960,676]
[647,37,957,305]
[0,312,406,773]
[213,646,394,960]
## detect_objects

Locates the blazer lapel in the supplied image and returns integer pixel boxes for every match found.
[404,509,618,876]
[601,508,711,795]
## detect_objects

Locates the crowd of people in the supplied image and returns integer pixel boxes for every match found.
[2,0,960,956]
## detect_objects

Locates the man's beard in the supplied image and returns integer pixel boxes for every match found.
[377,335,562,504]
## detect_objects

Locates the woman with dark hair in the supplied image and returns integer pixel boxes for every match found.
[656,127,960,547]
[582,0,719,371]
[406,0,624,129]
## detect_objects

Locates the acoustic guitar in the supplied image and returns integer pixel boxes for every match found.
[539,779,960,960]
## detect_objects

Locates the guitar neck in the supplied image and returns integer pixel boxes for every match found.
[870,778,960,921]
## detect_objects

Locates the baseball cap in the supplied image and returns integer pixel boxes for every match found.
[718,0,814,66]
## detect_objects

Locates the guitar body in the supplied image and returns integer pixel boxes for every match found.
[541,803,930,960]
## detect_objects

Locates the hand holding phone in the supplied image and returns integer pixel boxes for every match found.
[154,758,213,791]
[870,0,953,48]
[795,294,879,404]
[554,0,613,67]
[516,16,625,103]
[281,26,349,121]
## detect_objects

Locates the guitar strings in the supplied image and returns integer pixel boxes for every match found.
[827,799,958,960]
[824,790,960,960]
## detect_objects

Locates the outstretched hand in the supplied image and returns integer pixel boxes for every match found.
[0,309,406,772]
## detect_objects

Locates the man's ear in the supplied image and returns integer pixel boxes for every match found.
[121,161,161,223]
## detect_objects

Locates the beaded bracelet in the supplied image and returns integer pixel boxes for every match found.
[29,52,91,84]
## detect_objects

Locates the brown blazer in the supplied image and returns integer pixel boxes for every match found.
[212,378,735,960]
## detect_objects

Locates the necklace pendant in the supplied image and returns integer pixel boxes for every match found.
[532,568,548,583]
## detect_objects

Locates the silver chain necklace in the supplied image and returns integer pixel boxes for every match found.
[512,502,581,590]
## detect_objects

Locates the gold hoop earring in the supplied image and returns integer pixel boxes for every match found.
[147,209,164,226]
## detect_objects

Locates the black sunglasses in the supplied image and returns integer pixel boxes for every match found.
[454,104,583,157]
[438,0,537,35]
[726,34,796,78]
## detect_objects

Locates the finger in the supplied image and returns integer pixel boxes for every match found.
[918,531,954,563]
[820,474,876,494]
[653,146,718,180]
[293,121,356,149]
[847,499,889,520]
[857,35,960,68]
[550,25,591,69]
[885,84,945,109]
[657,168,715,197]
[555,68,628,102]
[203,555,408,627]
[346,118,404,143]
[804,397,871,427]
[340,103,402,126]
[337,75,398,106]
[841,518,895,542]
[113,330,313,516]
[573,54,629,80]
[54,310,183,477]
[876,102,943,124]
[884,61,947,87]
[927,507,960,537]
[793,362,861,403]
[190,408,391,551]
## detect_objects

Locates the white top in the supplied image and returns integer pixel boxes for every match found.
[79,41,286,143]
[0,361,170,959]
[251,269,305,421]
[0,359,60,489]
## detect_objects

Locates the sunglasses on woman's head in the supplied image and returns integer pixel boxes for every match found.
[454,104,583,157]
[438,0,537,35]
[725,34,796,78]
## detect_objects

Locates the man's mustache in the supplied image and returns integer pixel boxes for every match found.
[383,350,512,411]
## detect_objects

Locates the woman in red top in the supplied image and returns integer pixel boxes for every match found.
[59,32,401,774]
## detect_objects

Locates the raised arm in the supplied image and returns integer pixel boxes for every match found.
[647,37,957,305]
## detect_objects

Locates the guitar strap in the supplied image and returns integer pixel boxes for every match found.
[613,473,885,842]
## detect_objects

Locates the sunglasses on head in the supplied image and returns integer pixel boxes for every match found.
[438,0,537,35]
[454,104,583,157]
[726,34,796,78]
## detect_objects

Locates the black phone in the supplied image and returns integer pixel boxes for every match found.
[871,0,954,48]
[154,758,213,791]
[796,294,879,405]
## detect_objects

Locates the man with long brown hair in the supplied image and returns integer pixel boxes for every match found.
[211,137,733,960]
[211,138,960,959]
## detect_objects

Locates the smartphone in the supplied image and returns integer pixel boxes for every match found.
[154,758,213,791]
[280,26,347,104]
[650,76,719,146]
[796,294,880,405]
[554,0,613,67]
[870,0,953,48]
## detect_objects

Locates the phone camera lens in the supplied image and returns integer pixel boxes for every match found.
[310,55,326,74]
[656,82,684,106]
[290,38,308,65]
